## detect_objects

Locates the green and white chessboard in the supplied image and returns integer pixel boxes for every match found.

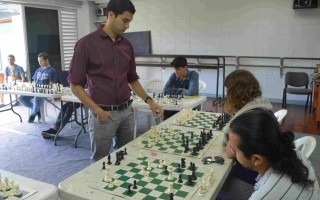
[135,127,218,158]
[173,111,226,130]
[92,156,212,200]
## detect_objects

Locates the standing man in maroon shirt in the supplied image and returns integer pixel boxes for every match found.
[68,0,163,161]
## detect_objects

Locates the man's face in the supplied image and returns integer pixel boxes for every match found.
[7,57,15,65]
[174,66,188,79]
[228,132,255,170]
[38,57,48,67]
[109,11,133,36]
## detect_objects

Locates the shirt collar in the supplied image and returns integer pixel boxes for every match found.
[175,69,190,81]
[98,25,122,42]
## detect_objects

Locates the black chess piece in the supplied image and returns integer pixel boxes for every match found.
[169,192,174,200]
[120,150,125,160]
[181,158,186,168]
[191,169,197,180]
[178,174,183,183]
[133,180,137,189]
[187,175,193,185]
[163,165,169,175]
[212,121,216,128]
[184,145,188,153]
[126,184,132,194]
[181,138,185,147]
[188,162,193,170]
[102,161,106,170]
[115,153,120,165]
[219,122,223,130]
[177,164,181,173]
[107,155,112,165]
[191,147,197,155]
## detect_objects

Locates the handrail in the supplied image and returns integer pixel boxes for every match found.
[135,54,320,79]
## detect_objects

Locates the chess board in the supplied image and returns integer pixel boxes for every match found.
[135,126,218,158]
[91,156,213,200]
[0,184,37,200]
[173,111,227,130]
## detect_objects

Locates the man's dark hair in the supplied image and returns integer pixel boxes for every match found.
[230,109,314,188]
[170,56,187,68]
[38,52,49,60]
[7,54,15,59]
[106,0,136,17]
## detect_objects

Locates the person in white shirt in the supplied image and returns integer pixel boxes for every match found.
[226,108,319,200]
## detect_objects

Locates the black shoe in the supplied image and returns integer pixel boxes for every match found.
[41,128,57,139]
[28,114,36,123]
[37,112,41,122]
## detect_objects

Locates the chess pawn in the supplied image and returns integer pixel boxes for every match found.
[113,175,119,186]
[167,182,174,194]
[198,185,205,197]
[104,167,112,183]
[139,150,144,158]
[209,174,215,184]
[4,177,10,190]
[13,184,22,197]
[158,160,163,169]
[144,171,150,181]
[108,181,114,188]
[147,161,152,171]
[210,168,215,176]
[140,166,146,175]
[202,179,207,193]
[167,166,174,181]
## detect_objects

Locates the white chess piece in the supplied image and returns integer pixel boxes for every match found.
[167,166,174,181]
[206,175,213,187]
[209,174,215,184]
[167,182,174,194]
[202,179,207,193]
[140,166,146,175]
[147,161,152,171]
[158,160,163,169]
[104,167,112,183]
[198,185,205,196]
[144,171,150,181]
[210,168,214,176]
[108,181,114,188]
[113,175,119,186]
[139,150,144,158]
[14,184,22,196]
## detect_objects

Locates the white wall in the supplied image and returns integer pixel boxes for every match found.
[0,6,27,73]
[109,0,320,103]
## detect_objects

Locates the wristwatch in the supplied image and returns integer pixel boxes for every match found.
[144,96,153,103]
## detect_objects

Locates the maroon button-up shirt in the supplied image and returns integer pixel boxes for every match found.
[68,26,139,105]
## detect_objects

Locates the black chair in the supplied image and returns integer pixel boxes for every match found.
[282,72,312,113]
